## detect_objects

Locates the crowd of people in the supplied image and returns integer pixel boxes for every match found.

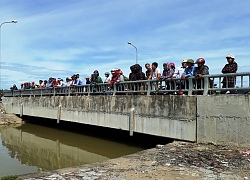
[10,54,238,94]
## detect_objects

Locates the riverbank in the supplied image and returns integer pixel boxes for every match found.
[0,103,22,125]
[18,141,250,180]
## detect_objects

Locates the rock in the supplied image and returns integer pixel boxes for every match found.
[156,144,164,149]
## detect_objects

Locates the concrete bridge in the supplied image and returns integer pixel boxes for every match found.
[2,95,250,146]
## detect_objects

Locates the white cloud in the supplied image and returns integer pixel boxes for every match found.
[0,0,250,89]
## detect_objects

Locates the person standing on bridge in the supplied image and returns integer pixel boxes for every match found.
[161,62,175,92]
[145,63,152,80]
[90,70,103,93]
[173,59,187,93]
[149,62,161,93]
[193,58,209,95]
[221,54,238,94]
[174,59,187,79]
[76,74,83,85]
[91,70,103,84]
[85,76,91,84]
[181,59,195,94]
[181,59,195,79]
[149,62,161,80]
[104,72,111,83]
[65,77,72,86]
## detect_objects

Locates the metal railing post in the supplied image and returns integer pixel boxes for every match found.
[68,87,70,96]
[203,76,209,95]
[241,76,243,87]
[113,83,117,96]
[249,75,250,88]
[188,78,193,95]
[147,80,151,96]
[87,85,90,96]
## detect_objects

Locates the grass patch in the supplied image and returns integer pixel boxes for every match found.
[1,175,18,180]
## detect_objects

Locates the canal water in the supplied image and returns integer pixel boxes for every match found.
[0,123,145,178]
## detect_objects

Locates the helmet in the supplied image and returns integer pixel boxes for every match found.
[182,59,187,63]
[196,58,205,64]
[169,62,175,67]
[186,59,194,64]
[105,72,110,75]
[226,54,235,59]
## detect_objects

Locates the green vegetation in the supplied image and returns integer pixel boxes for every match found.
[1,175,18,180]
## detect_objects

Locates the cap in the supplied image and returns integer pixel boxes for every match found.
[182,59,187,63]
[85,76,90,79]
[226,54,235,59]
[186,59,194,64]
[169,62,175,67]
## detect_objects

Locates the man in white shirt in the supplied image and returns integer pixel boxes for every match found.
[173,59,187,79]
[104,72,111,83]
[149,62,161,80]
[149,62,161,92]
[65,77,72,87]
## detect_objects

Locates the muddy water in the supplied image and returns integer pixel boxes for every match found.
[0,123,144,178]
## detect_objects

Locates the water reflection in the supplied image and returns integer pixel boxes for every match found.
[0,123,143,172]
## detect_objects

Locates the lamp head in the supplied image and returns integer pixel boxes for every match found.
[127,42,132,45]
[11,20,18,23]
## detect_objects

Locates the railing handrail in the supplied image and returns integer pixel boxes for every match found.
[3,72,250,97]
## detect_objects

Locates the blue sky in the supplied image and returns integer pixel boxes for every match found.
[1,0,250,89]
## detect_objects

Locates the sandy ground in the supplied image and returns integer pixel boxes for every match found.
[0,103,23,125]
[19,141,250,180]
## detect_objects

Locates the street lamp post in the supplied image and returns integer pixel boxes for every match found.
[127,42,138,64]
[0,20,17,89]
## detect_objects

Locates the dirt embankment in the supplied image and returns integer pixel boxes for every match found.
[19,141,250,180]
[0,103,23,125]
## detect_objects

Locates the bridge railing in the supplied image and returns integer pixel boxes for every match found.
[3,72,250,97]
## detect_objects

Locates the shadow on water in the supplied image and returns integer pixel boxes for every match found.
[22,115,174,149]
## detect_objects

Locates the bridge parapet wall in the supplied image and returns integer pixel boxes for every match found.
[2,96,197,141]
